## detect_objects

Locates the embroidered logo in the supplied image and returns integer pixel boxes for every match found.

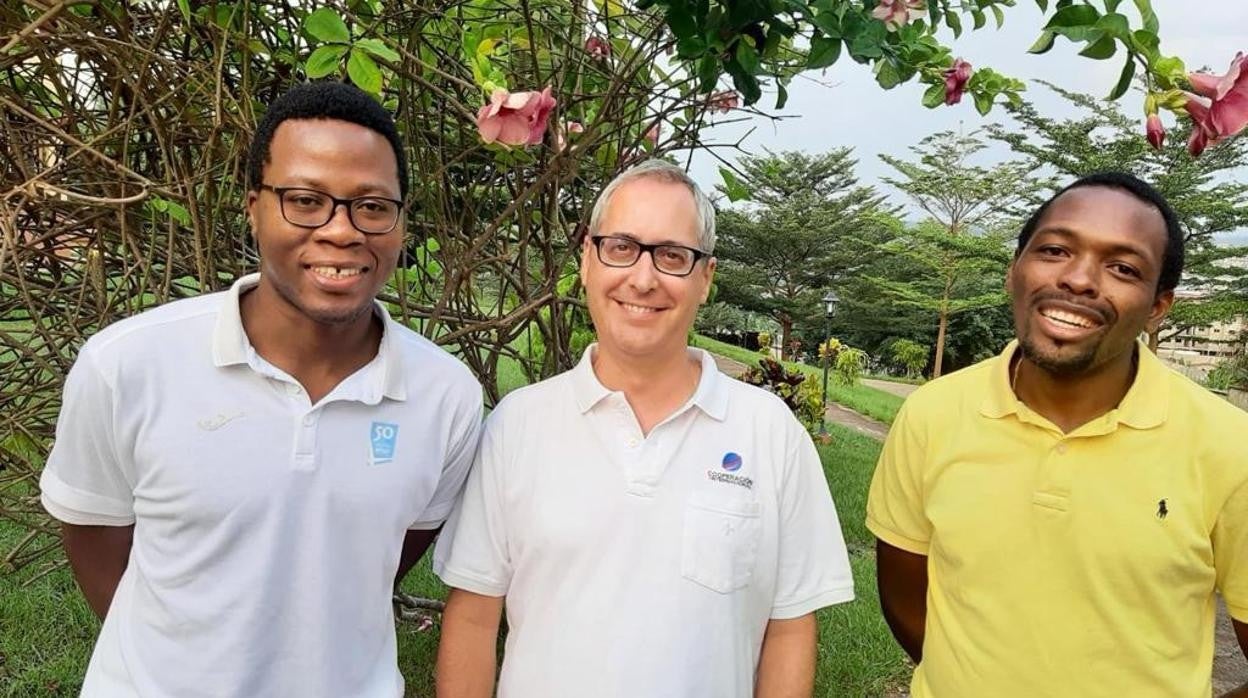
[197,411,245,431]
[1157,498,1168,520]
[370,422,399,465]
[708,451,752,489]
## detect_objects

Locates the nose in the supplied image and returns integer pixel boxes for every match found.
[627,249,661,293]
[313,202,366,245]
[1056,254,1099,298]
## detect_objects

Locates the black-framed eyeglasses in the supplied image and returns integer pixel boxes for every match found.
[259,184,403,235]
[589,235,709,277]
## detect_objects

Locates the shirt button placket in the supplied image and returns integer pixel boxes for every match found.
[294,410,318,471]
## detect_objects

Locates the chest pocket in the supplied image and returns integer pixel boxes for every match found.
[681,494,762,593]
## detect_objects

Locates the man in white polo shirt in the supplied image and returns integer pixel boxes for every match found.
[433,160,854,697]
[39,82,482,697]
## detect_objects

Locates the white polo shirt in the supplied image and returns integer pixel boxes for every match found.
[40,273,483,698]
[433,346,854,698]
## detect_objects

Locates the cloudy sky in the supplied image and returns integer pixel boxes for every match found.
[682,0,1248,243]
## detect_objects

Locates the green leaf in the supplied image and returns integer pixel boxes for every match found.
[719,167,752,202]
[974,91,994,116]
[811,11,841,38]
[729,67,762,105]
[990,5,1005,28]
[1044,4,1099,29]
[347,50,383,94]
[1027,30,1056,54]
[735,39,761,75]
[355,38,399,63]
[971,9,986,30]
[1153,55,1185,81]
[697,54,719,92]
[304,8,349,43]
[1131,29,1159,55]
[922,83,946,108]
[1034,0,1048,10]
[944,10,962,38]
[1094,12,1130,40]
[874,58,902,89]
[176,0,191,23]
[424,237,440,253]
[1107,53,1135,100]
[165,201,191,226]
[305,44,347,78]
[775,81,789,109]
[807,35,841,69]
[1078,34,1116,60]
[1132,0,1159,34]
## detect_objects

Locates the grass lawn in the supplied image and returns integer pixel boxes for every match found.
[691,334,906,425]
[0,423,906,697]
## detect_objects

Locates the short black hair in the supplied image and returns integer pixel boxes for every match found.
[247,81,408,198]
[1015,171,1184,293]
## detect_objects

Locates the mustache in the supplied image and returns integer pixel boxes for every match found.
[1029,291,1115,325]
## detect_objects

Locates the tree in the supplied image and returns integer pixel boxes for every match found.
[986,82,1248,347]
[878,130,1045,376]
[714,149,896,359]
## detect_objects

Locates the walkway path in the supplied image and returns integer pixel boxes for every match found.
[712,352,1247,692]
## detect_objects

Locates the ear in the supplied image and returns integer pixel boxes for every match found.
[1004,259,1016,295]
[245,189,260,238]
[699,256,717,304]
[579,234,593,286]
[1147,288,1176,333]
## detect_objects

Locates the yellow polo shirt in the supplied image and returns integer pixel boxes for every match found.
[867,341,1248,697]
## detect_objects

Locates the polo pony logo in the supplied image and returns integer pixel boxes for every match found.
[1156,499,1168,520]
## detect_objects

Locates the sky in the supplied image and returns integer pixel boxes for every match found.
[683,0,1248,244]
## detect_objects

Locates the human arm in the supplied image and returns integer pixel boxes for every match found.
[754,613,817,698]
[394,527,440,586]
[435,588,504,698]
[61,522,134,620]
[876,539,928,663]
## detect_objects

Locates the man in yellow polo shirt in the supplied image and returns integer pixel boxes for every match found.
[867,171,1248,697]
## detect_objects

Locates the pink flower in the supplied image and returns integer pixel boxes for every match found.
[585,36,610,60]
[644,123,660,146]
[872,0,926,31]
[475,87,557,147]
[708,90,740,113]
[942,58,972,106]
[1184,97,1216,156]
[1146,113,1165,150]
[1186,52,1248,143]
[554,121,584,151]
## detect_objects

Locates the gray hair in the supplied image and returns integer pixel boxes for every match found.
[587,159,717,253]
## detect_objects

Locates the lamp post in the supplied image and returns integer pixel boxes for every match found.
[818,291,840,437]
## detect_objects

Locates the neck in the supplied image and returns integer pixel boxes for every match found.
[592,343,702,435]
[240,281,382,401]
[1012,344,1138,434]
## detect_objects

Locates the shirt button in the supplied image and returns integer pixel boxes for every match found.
[1055,443,1067,454]
[286,384,301,396]
[626,437,639,448]
[302,414,315,426]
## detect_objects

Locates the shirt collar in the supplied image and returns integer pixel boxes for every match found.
[980,338,1168,430]
[571,343,728,421]
[211,272,407,402]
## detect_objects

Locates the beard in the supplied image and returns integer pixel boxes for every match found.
[1017,332,1100,376]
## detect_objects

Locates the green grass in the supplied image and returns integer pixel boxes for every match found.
[0,423,907,697]
[692,334,906,425]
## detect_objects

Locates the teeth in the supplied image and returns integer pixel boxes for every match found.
[1042,309,1095,329]
[620,301,659,314]
[310,266,362,279]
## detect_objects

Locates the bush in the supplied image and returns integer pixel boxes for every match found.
[740,357,824,432]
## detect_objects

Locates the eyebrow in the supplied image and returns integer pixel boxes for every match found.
[1031,226,1155,263]
[280,176,399,198]
[605,231,695,247]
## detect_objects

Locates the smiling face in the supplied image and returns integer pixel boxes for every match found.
[1007,185,1174,376]
[580,176,715,362]
[246,118,404,326]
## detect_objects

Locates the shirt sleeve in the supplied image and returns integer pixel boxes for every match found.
[1214,478,1248,621]
[770,417,856,619]
[865,400,931,555]
[409,387,485,530]
[432,411,511,597]
[39,346,136,526]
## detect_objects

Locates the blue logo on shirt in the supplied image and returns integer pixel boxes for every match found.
[722,452,743,472]
[370,422,399,464]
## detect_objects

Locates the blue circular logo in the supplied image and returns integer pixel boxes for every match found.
[722,452,743,472]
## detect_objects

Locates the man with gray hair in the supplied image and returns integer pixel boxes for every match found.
[433,160,854,697]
